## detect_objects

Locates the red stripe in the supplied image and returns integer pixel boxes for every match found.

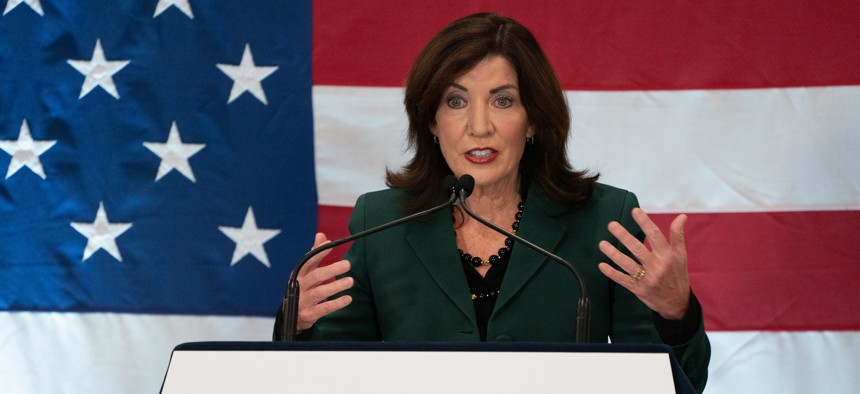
[318,205,860,331]
[316,205,357,267]
[665,210,860,332]
[313,0,860,90]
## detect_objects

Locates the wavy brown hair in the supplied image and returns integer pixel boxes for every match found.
[386,13,598,213]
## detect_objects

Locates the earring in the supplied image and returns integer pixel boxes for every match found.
[526,136,535,145]
[433,136,439,145]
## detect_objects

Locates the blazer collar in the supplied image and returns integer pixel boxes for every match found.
[406,209,475,323]
[494,184,569,313]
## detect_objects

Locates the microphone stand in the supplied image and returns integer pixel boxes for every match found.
[277,179,459,341]
[456,182,591,343]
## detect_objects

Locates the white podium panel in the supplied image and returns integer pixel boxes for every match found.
[161,342,684,394]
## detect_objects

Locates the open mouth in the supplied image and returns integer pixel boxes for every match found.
[468,149,495,157]
[465,148,498,163]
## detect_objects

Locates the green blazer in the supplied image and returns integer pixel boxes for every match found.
[309,183,710,391]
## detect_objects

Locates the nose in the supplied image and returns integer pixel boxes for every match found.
[468,103,492,137]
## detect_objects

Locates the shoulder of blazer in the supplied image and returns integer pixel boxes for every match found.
[591,182,636,205]
[354,183,635,225]
[353,188,408,225]
[587,182,638,217]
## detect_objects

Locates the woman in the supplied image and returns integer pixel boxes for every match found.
[283,13,709,391]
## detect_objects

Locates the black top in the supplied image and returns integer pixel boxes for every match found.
[462,250,511,341]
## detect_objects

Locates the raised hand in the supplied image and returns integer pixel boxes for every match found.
[296,233,354,332]
[598,208,691,320]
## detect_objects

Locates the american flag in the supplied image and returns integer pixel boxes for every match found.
[2,1,314,392]
[3,1,860,393]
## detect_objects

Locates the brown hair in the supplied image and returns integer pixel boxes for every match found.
[386,13,598,212]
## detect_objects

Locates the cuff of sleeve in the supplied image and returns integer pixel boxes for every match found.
[295,328,314,341]
[652,291,702,346]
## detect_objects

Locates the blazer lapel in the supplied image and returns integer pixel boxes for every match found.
[406,209,476,323]
[494,185,569,313]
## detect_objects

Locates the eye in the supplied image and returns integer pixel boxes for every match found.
[494,96,514,108]
[446,95,466,109]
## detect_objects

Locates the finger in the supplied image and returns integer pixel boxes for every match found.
[298,295,353,330]
[315,295,353,316]
[303,276,354,305]
[669,214,688,255]
[299,233,333,274]
[631,208,670,252]
[598,240,641,276]
[607,221,651,266]
[301,260,351,289]
[598,262,639,291]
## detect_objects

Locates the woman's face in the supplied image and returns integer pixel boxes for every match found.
[432,56,534,194]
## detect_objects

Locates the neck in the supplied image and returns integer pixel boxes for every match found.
[465,191,519,219]
[457,179,522,226]
[470,173,519,206]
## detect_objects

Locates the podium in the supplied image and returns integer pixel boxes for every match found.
[161,341,696,393]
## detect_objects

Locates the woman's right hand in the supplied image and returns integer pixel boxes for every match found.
[296,233,354,333]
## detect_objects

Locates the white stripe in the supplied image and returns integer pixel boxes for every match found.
[2,312,858,394]
[313,86,410,208]
[0,312,273,394]
[707,331,860,393]
[313,85,860,212]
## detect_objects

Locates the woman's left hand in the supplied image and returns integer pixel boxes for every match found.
[597,207,691,320]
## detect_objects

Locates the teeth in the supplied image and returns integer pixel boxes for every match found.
[469,149,493,157]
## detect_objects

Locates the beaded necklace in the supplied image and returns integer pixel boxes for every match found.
[457,201,525,267]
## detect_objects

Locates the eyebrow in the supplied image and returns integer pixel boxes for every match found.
[490,84,517,94]
[450,83,518,94]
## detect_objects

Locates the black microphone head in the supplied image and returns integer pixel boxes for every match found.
[458,174,475,198]
[441,175,457,195]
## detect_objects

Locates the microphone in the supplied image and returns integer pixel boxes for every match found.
[276,175,459,341]
[455,174,591,343]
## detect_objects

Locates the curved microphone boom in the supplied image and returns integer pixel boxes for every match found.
[276,175,459,341]
[455,174,591,343]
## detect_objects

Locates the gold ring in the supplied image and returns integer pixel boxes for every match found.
[631,268,646,281]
